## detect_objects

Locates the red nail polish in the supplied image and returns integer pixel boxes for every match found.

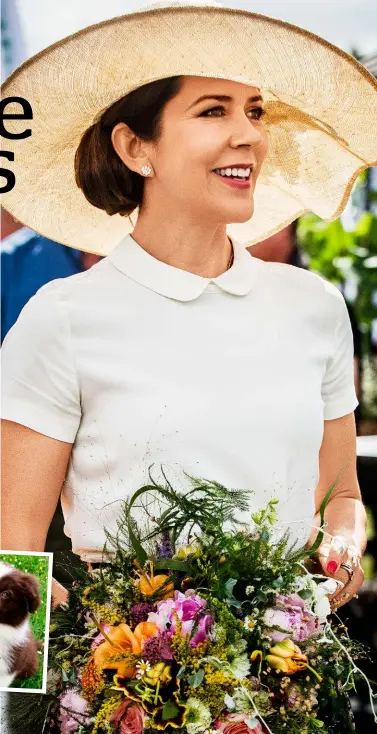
[327,560,338,574]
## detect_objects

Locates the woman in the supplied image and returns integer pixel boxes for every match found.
[2,1,377,615]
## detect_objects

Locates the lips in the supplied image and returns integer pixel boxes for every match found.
[211,171,251,189]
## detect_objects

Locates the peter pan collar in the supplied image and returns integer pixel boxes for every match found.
[108,234,264,301]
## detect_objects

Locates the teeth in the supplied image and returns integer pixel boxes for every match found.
[214,167,251,179]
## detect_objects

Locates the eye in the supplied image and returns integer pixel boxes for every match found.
[1,591,10,599]
[200,106,265,120]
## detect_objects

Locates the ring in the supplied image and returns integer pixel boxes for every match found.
[340,563,354,581]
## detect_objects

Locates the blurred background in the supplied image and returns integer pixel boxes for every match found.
[1,0,377,730]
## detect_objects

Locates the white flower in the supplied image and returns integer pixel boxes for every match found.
[185,698,212,734]
[147,611,170,630]
[314,595,331,621]
[313,578,339,622]
[243,616,256,631]
[228,653,251,679]
[317,578,339,597]
[135,660,151,679]
[224,693,235,711]
[245,586,255,596]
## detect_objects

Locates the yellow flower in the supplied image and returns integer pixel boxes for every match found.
[143,662,172,687]
[266,638,308,675]
[175,545,197,560]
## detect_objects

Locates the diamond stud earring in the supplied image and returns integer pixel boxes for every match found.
[141,165,153,176]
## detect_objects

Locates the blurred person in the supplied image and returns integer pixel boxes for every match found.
[248,221,363,432]
[1,209,101,341]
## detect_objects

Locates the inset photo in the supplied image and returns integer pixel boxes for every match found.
[0,550,53,693]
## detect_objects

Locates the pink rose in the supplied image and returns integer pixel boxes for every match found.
[216,713,264,734]
[110,699,145,734]
[263,593,319,643]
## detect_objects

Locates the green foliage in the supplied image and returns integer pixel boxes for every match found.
[0,552,49,690]
[112,470,251,556]
[296,189,377,338]
[296,175,377,417]
[9,481,372,734]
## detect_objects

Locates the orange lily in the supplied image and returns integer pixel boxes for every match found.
[136,562,174,600]
[134,621,160,648]
[94,621,158,677]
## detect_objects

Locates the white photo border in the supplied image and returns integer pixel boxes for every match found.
[0,549,53,694]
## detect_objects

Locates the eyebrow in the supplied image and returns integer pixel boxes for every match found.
[187,94,263,110]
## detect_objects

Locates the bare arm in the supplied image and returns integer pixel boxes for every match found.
[309,412,366,550]
[307,412,367,607]
[1,419,73,606]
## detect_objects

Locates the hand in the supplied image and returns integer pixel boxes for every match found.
[51,578,69,609]
[314,534,364,612]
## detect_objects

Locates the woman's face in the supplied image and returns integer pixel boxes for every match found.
[147,75,269,224]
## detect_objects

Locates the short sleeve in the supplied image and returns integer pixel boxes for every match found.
[321,289,359,421]
[1,282,81,442]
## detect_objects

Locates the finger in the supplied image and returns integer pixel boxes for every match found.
[315,542,343,578]
[328,567,352,601]
[330,565,364,610]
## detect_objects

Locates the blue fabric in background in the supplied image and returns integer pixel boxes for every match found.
[1,228,84,342]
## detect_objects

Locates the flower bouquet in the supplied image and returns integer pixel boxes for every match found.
[12,473,376,734]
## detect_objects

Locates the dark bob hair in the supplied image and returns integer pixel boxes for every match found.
[75,76,183,217]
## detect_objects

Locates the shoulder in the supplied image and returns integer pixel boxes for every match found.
[259,259,344,313]
[24,255,112,304]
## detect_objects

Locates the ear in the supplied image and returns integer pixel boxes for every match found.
[19,574,41,613]
[111,122,152,174]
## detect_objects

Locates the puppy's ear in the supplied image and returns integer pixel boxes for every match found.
[19,574,41,613]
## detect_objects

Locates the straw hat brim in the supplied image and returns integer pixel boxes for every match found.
[2,4,377,255]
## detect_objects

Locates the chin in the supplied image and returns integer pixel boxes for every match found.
[226,201,254,224]
[0,562,42,688]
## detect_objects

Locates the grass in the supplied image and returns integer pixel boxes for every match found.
[1,552,50,690]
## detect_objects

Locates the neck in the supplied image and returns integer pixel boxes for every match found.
[131,204,233,278]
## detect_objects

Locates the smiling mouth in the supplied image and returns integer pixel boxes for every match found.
[212,166,252,180]
[211,167,252,189]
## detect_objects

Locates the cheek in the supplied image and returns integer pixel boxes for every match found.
[258,128,269,162]
[166,126,223,174]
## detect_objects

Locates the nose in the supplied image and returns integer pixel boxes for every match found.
[228,109,265,149]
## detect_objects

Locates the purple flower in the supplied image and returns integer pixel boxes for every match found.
[147,590,212,646]
[143,630,174,663]
[58,689,91,733]
[190,614,212,647]
[263,593,319,643]
[156,531,173,559]
[130,602,155,625]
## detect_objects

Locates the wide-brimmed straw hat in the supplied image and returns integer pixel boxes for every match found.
[2,0,377,255]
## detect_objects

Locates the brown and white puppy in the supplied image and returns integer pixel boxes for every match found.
[0,561,42,688]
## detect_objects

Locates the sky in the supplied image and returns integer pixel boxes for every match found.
[12,0,377,60]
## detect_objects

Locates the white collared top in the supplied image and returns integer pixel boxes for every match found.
[1,235,358,561]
